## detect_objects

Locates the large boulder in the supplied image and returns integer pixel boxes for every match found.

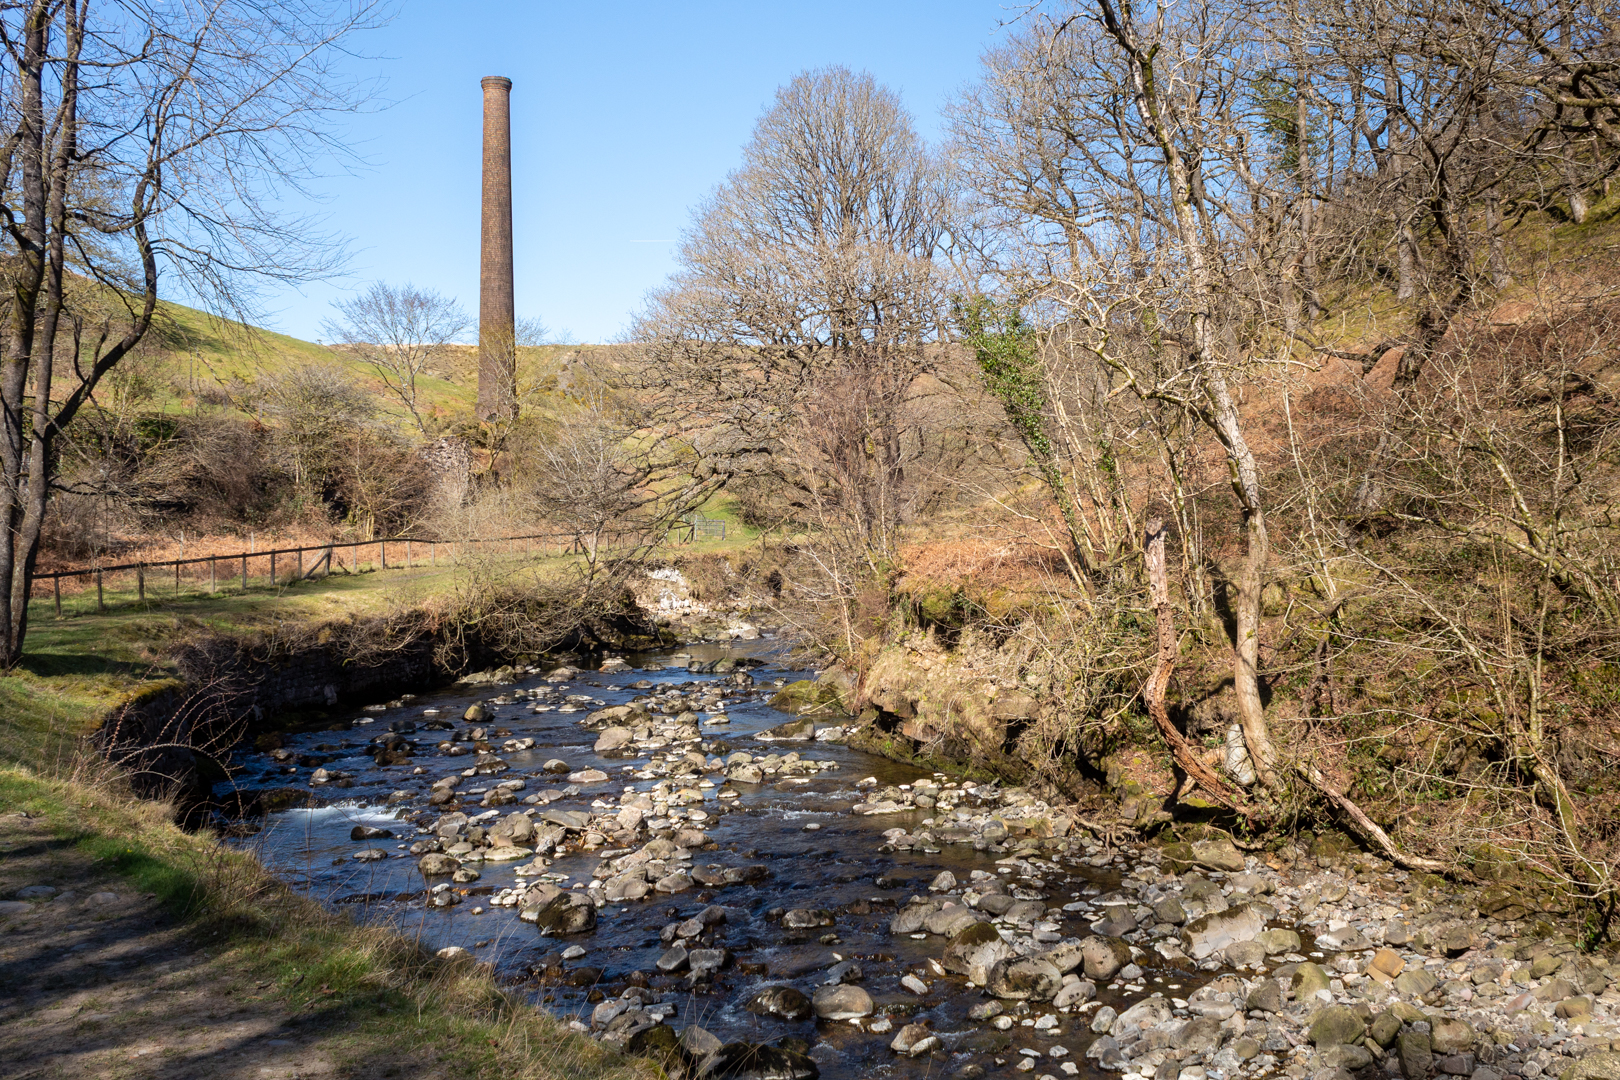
[986,957,1063,1002]
[520,885,598,936]
[1181,902,1266,960]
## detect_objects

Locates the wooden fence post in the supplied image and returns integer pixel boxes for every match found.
[405,540,411,567]
[96,570,104,612]
[137,565,145,603]
[241,554,248,592]
[271,551,277,586]
[380,540,386,570]
[297,547,303,580]
[53,576,60,618]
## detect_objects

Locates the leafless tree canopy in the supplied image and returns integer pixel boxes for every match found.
[322,282,468,435]
[0,0,385,664]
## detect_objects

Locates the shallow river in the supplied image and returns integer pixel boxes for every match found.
[221,642,1213,1080]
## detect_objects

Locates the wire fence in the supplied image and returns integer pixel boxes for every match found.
[31,533,569,619]
[685,515,728,541]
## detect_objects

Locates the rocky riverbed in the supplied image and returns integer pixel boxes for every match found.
[221,643,1620,1080]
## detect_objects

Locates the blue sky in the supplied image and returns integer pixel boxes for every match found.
[255,0,1016,345]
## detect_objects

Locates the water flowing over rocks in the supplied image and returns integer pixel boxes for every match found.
[224,644,1620,1080]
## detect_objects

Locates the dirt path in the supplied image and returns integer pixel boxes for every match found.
[0,809,423,1080]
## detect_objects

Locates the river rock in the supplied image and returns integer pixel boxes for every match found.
[812,983,873,1020]
[943,925,1014,986]
[418,853,459,875]
[1321,1044,1374,1071]
[1153,896,1187,924]
[1247,979,1284,1013]
[1430,1017,1473,1054]
[891,1022,939,1057]
[489,813,535,845]
[1189,838,1246,872]
[757,717,815,741]
[986,956,1063,1001]
[350,825,393,840]
[1257,928,1300,954]
[1182,902,1266,960]
[567,768,609,784]
[1399,1029,1433,1078]
[595,727,634,753]
[1309,1005,1366,1046]
[1080,936,1133,981]
[681,1025,724,1058]
[542,809,590,831]
[782,908,834,930]
[1293,961,1332,998]
[1053,978,1097,1009]
[891,900,938,933]
[1561,1052,1620,1080]
[742,985,812,1022]
[1394,967,1438,997]
[923,905,982,937]
[522,886,598,936]
[1174,1016,1224,1054]
[693,1042,819,1080]
[1225,939,1267,966]
[1110,996,1172,1037]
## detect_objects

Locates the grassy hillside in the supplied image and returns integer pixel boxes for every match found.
[140,299,592,433]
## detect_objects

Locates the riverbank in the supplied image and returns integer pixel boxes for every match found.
[221,645,1620,1080]
[0,764,647,1080]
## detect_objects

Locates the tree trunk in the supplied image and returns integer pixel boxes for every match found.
[1098,0,1280,788]
[1144,519,1250,809]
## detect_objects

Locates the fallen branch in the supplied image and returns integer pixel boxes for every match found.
[1295,761,1461,877]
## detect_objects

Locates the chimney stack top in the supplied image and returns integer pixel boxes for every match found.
[481,75,512,91]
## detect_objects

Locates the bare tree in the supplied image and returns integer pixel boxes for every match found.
[0,0,384,665]
[517,390,711,576]
[629,65,956,565]
[322,282,468,435]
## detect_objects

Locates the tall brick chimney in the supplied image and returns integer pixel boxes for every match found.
[478,75,516,421]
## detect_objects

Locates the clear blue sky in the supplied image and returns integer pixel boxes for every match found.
[255,0,1016,345]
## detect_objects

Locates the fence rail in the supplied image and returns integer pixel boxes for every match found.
[32,533,570,618]
[685,515,728,541]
